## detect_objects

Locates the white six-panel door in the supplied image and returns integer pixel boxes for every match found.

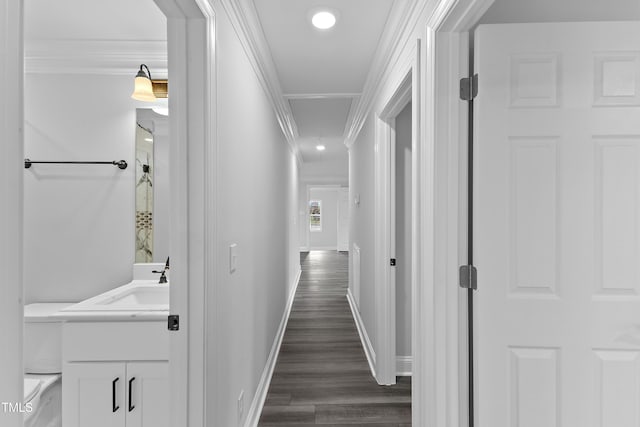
[475,22,640,426]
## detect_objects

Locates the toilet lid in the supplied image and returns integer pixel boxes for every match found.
[24,378,41,404]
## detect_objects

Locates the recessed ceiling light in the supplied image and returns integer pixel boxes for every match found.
[312,11,336,29]
[316,145,326,151]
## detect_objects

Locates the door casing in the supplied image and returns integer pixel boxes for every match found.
[0,0,218,426]
[374,68,412,386]
[418,0,496,425]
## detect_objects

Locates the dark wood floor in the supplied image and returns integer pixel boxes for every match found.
[258,251,411,426]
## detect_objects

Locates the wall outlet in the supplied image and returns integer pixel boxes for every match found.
[229,243,238,274]
[237,389,244,426]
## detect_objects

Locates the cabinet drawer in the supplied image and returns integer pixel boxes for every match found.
[63,322,169,361]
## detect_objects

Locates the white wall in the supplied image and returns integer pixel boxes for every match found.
[299,155,348,183]
[349,117,377,351]
[395,102,412,359]
[207,7,300,426]
[298,182,308,250]
[308,187,339,250]
[24,73,139,303]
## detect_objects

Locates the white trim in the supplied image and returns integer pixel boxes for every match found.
[344,0,422,147]
[396,356,413,376]
[412,1,496,426]
[283,92,360,99]
[347,289,377,380]
[244,267,302,427]
[0,0,24,425]
[374,64,413,386]
[153,0,217,426]
[218,0,301,164]
[300,175,349,185]
[307,246,338,251]
[24,40,168,76]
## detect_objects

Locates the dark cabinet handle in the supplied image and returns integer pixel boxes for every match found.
[112,378,120,412]
[128,377,136,412]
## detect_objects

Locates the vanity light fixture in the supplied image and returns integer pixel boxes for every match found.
[316,145,326,151]
[131,64,156,101]
[311,10,336,29]
[131,64,169,102]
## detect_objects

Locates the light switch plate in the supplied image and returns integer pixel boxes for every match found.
[229,243,238,273]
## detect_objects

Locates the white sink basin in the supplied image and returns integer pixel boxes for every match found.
[62,281,169,312]
[97,286,169,306]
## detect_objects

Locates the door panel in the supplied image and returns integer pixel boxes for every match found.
[474,22,640,426]
[63,362,126,427]
[126,362,170,427]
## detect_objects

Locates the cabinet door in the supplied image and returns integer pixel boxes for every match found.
[63,362,126,427]
[125,361,169,427]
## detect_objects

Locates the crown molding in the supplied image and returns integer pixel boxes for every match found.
[283,92,361,100]
[218,0,302,164]
[300,174,349,185]
[24,39,168,76]
[343,0,424,148]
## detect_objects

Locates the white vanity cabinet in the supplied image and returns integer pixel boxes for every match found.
[64,361,168,427]
[61,321,169,427]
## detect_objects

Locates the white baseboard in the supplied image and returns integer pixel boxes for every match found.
[346,288,377,380]
[244,267,301,427]
[396,356,413,376]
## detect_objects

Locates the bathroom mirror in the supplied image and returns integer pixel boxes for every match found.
[135,108,169,263]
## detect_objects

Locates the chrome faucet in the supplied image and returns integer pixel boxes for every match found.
[152,257,170,284]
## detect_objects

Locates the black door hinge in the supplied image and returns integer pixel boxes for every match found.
[459,265,477,290]
[460,74,478,101]
[167,314,180,331]
[390,258,396,266]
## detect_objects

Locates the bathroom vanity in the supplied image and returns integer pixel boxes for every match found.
[56,281,170,427]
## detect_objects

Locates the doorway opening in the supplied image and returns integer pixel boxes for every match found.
[374,69,414,387]
[303,185,349,252]
[13,0,215,426]
[394,101,413,378]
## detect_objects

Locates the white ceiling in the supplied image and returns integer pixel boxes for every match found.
[289,98,352,138]
[24,0,166,41]
[253,0,394,95]
[297,136,347,162]
[253,0,395,179]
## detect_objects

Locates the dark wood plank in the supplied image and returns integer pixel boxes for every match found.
[258,251,411,426]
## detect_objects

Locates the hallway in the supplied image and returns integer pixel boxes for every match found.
[258,251,411,426]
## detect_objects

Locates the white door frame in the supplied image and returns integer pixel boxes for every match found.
[154,0,216,425]
[374,54,414,386]
[0,0,217,426]
[0,1,24,425]
[415,0,495,425]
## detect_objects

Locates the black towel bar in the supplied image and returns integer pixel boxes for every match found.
[24,158,127,170]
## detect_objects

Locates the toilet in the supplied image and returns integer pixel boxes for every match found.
[24,303,72,427]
